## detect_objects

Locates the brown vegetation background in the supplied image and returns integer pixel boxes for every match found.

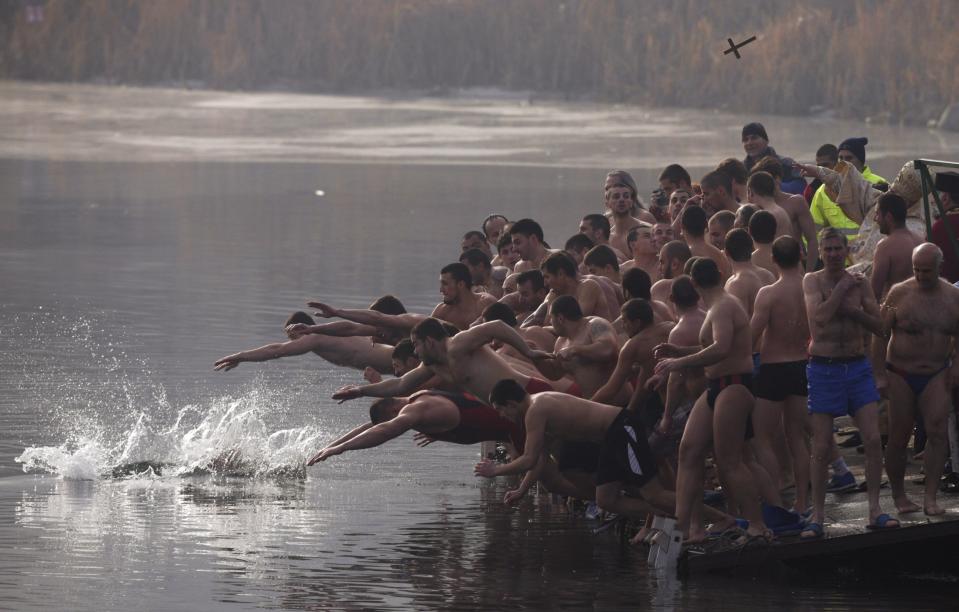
[1,0,956,122]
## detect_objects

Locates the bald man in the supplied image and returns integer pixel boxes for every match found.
[882,243,959,516]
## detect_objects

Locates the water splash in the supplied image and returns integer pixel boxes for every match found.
[16,390,325,480]
[10,306,331,481]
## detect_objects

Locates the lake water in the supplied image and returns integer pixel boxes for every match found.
[2,81,958,610]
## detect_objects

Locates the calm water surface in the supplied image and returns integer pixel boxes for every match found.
[1,82,958,610]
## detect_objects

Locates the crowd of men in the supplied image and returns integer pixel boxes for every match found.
[215,122,959,547]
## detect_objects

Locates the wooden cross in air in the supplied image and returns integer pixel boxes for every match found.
[724,36,757,59]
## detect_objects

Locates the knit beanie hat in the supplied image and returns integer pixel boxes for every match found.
[741,122,768,142]
[838,137,868,165]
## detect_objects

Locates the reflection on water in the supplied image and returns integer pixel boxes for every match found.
[3,83,959,610]
[5,475,956,611]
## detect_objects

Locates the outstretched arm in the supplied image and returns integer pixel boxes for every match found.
[326,422,375,448]
[214,335,327,371]
[453,320,551,362]
[332,364,435,401]
[309,301,425,330]
[287,320,380,339]
[308,413,418,465]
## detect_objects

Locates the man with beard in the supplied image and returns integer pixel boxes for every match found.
[580,213,628,262]
[511,218,555,274]
[607,182,649,256]
[651,241,692,306]
[431,262,498,330]
[870,193,924,301]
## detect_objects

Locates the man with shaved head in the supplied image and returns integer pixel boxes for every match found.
[881,243,959,516]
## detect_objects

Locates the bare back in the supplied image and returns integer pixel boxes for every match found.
[752,273,809,363]
[527,392,623,444]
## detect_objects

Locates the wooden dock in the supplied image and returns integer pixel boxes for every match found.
[682,516,959,576]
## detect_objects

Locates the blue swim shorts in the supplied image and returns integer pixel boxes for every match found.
[807,356,880,417]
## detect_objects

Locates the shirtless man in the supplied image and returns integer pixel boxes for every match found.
[652,221,674,253]
[750,156,819,270]
[871,193,924,301]
[652,277,707,441]
[700,171,740,216]
[331,317,557,407]
[584,245,622,285]
[462,230,492,258]
[750,236,812,513]
[508,270,548,323]
[214,311,395,374]
[870,192,924,394]
[593,299,674,432]
[482,214,510,253]
[564,234,594,274]
[716,158,749,203]
[680,205,731,280]
[606,182,648,256]
[431,262,498,330]
[539,251,618,322]
[668,188,692,238]
[651,241,692,306]
[307,389,523,465]
[480,302,558,363]
[530,296,620,403]
[746,172,793,241]
[460,248,504,299]
[605,170,657,225]
[621,268,674,324]
[708,211,736,250]
[653,258,775,543]
[620,225,661,283]
[580,213,629,262]
[749,210,779,278]
[495,233,520,271]
[583,245,626,307]
[724,229,775,318]
[475,382,736,526]
[511,218,554,274]
[882,243,959,516]
[802,228,896,538]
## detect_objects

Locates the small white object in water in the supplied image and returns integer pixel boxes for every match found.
[315,190,325,197]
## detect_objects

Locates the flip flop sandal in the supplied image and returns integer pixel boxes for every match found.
[799,522,824,540]
[866,513,901,530]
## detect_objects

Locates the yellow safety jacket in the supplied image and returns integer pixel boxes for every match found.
[809,166,886,244]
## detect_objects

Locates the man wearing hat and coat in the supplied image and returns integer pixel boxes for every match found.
[930,170,959,283]
[741,122,806,195]
[809,137,887,250]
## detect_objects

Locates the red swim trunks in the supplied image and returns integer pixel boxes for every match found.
[524,377,554,394]
[524,377,582,397]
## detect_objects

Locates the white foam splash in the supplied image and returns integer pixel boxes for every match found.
[15,391,325,480]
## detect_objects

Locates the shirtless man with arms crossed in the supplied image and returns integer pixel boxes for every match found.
[882,243,959,516]
[750,236,812,514]
[801,228,896,539]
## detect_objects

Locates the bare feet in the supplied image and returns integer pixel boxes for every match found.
[924,502,946,516]
[684,527,707,546]
[629,526,651,546]
[893,495,921,514]
[705,517,737,535]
